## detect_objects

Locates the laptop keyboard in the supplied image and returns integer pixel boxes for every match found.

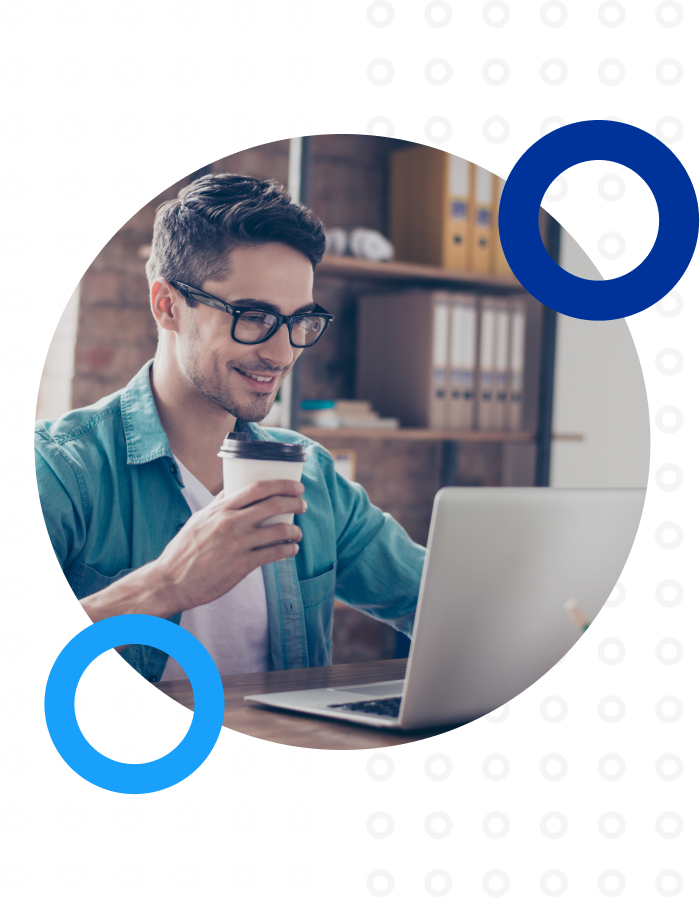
[328,697,402,718]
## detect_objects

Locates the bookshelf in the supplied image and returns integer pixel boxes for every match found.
[300,427,536,443]
[316,255,521,290]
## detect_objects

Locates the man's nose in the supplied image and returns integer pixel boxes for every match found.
[257,324,296,368]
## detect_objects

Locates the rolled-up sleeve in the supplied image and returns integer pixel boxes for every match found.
[319,448,426,636]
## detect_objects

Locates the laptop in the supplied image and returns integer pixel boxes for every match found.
[245,487,646,730]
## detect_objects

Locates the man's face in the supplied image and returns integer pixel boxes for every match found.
[177,242,314,422]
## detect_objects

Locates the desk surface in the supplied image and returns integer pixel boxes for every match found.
[156,659,458,750]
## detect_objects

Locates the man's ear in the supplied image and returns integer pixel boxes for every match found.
[151,279,183,333]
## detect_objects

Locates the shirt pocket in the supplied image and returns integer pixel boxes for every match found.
[70,562,136,600]
[297,564,336,608]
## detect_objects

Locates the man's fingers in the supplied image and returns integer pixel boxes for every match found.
[221,479,305,510]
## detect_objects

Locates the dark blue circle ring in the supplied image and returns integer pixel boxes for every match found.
[44,615,224,794]
[499,120,699,320]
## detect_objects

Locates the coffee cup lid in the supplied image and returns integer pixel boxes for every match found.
[218,432,307,462]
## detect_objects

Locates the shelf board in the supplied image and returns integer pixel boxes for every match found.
[299,427,536,443]
[316,255,523,290]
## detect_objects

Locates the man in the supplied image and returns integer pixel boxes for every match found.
[36,173,425,683]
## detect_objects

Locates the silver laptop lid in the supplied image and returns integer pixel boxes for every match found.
[399,488,646,729]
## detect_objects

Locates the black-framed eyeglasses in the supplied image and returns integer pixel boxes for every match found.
[173,281,334,348]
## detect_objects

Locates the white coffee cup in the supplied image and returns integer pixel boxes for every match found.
[218,432,307,526]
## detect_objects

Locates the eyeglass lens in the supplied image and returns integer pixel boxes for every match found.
[234,311,327,346]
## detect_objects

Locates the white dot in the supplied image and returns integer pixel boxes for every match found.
[365,56,396,87]
[481,56,511,87]
[56,804,87,833]
[56,0,87,28]
[172,0,202,28]
[228,112,258,143]
[540,0,569,28]
[596,636,627,667]
[114,804,145,833]
[114,56,145,87]
[654,751,685,783]
[286,113,316,138]
[654,636,685,667]
[595,231,627,262]
[285,804,316,833]
[423,0,454,28]
[423,751,454,783]
[481,0,511,28]
[228,861,258,892]
[654,521,683,552]
[539,56,569,87]
[0,171,29,203]
[539,811,569,842]
[0,400,29,431]
[0,228,29,259]
[365,751,396,783]
[114,113,146,143]
[286,748,316,776]
[228,745,258,776]
[0,804,29,833]
[423,56,454,87]
[596,751,627,783]
[172,56,202,87]
[114,861,145,892]
[0,512,29,546]
[543,175,569,203]
[538,115,569,137]
[56,56,87,87]
[654,579,685,608]
[654,0,685,28]
[0,687,29,719]
[114,687,145,718]
[538,751,569,783]
[114,171,146,202]
[595,56,627,87]
[228,56,258,87]
[596,693,627,724]
[596,172,627,203]
[365,0,396,29]
[481,115,511,147]
[114,745,146,764]
[654,692,684,724]
[654,811,684,842]
[56,228,87,259]
[596,0,627,28]
[481,751,511,783]
[654,115,685,147]
[0,630,29,661]
[286,0,316,28]
[539,692,569,724]
[0,113,29,143]
[596,811,627,842]
[0,0,29,28]
[654,56,685,87]
[228,0,258,28]
[481,811,511,842]
[172,861,202,892]
[0,56,29,87]
[654,867,685,898]
[114,0,145,28]
[482,702,512,724]
[654,290,684,318]
[0,572,29,602]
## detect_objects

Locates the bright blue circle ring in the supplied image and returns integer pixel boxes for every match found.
[44,615,224,794]
[499,120,699,320]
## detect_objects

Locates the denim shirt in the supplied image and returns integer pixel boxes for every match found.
[35,361,425,682]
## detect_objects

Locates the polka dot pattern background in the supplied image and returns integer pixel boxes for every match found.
[2,1,695,895]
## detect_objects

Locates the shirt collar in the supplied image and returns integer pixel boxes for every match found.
[120,359,275,464]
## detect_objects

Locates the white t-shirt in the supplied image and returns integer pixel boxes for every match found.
[160,456,271,681]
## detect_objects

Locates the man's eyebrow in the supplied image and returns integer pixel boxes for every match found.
[229,298,316,315]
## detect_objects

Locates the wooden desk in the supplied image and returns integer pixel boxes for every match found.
[156,659,458,750]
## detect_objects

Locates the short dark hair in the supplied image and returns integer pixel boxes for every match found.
[146,174,325,300]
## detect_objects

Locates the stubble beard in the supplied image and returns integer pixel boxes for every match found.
[181,317,288,422]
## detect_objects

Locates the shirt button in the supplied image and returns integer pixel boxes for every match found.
[169,464,177,475]
[176,523,185,533]
[149,676,157,683]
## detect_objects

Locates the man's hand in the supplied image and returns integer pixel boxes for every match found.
[153,479,306,616]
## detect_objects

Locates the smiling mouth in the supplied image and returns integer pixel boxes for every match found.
[235,368,275,383]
